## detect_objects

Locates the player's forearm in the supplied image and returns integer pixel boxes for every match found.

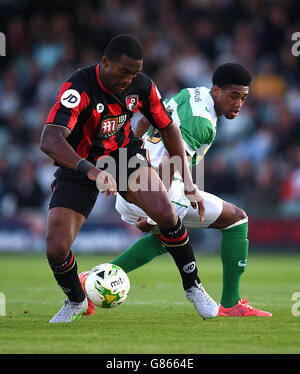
[160,124,194,191]
[135,116,151,138]
[158,153,175,191]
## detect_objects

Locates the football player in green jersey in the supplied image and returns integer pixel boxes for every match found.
[82,63,272,317]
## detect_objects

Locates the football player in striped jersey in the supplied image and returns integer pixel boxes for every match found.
[41,35,218,322]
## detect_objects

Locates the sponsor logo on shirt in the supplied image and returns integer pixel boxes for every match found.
[60,89,81,108]
[194,87,201,102]
[99,114,127,138]
[96,103,105,113]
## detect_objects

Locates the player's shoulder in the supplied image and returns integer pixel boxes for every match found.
[64,64,97,90]
[131,72,155,95]
[165,86,209,115]
[180,87,215,123]
[175,86,210,107]
[133,72,152,85]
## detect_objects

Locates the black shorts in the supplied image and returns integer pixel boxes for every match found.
[49,139,151,218]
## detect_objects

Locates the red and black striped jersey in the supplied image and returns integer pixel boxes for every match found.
[45,63,172,164]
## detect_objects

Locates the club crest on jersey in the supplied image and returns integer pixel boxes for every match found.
[125,95,139,111]
[99,114,127,138]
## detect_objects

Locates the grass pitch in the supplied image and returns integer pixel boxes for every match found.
[0,252,299,355]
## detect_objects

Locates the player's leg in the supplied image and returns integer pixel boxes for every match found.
[111,233,167,272]
[211,203,271,316]
[46,207,88,322]
[112,179,189,273]
[46,180,98,322]
[112,178,199,273]
[125,166,218,318]
[113,193,167,272]
[113,190,220,278]
[125,166,197,288]
[181,195,247,307]
[46,207,86,301]
[183,196,248,305]
[184,195,271,316]
[200,201,249,313]
[210,202,249,309]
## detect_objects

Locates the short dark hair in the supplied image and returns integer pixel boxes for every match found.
[212,63,252,87]
[104,34,144,61]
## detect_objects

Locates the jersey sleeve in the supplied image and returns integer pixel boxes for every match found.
[45,72,90,132]
[139,77,172,131]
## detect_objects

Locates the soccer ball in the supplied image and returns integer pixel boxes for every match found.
[85,263,130,308]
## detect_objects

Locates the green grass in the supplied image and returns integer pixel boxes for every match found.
[0,252,299,354]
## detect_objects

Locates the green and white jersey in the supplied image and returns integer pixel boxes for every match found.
[143,86,218,171]
[116,87,222,229]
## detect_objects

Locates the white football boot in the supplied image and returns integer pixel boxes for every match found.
[185,281,219,319]
[49,298,88,323]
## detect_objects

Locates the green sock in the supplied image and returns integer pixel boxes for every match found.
[111,233,167,273]
[220,221,249,308]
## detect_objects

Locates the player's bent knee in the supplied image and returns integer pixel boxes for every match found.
[214,202,248,229]
[45,220,72,263]
[234,206,247,222]
[224,202,247,223]
[45,235,70,263]
[152,204,177,229]
[45,207,84,263]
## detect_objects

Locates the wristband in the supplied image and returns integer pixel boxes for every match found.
[76,158,95,174]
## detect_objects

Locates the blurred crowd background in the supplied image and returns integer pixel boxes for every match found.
[0,0,300,233]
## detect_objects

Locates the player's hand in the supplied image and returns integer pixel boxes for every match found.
[184,184,205,222]
[88,168,117,197]
[135,216,154,232]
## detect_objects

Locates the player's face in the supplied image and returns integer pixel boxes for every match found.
[101,55,143,94]
[213,85,249,119]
